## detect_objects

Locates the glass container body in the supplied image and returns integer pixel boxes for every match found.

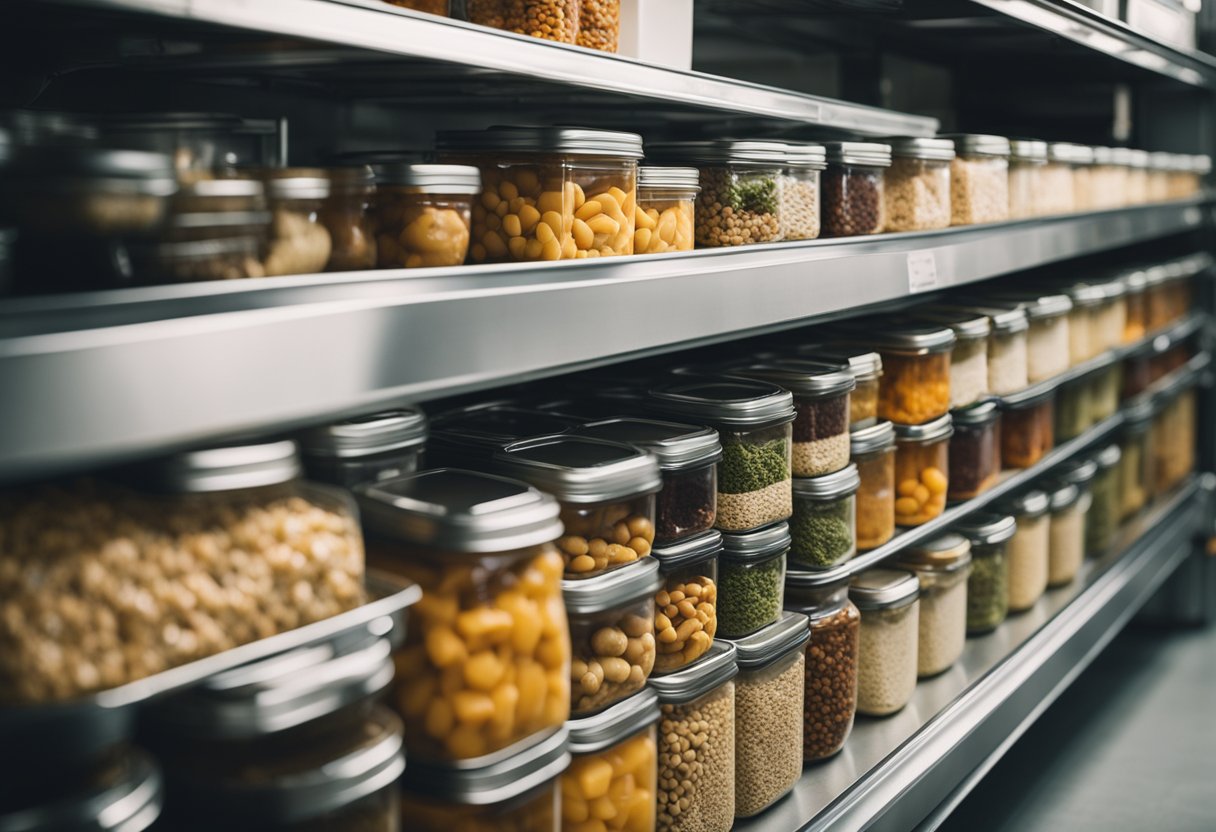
[878,348,951,425]
[854,445,896,550]
[561,725,656,832]
[1087,465,1120,555]
[784,582,859,761]
[851,375,880,427]
[950,155,1009,226]
[654,554,718,673]
[1087,364,1121,422]
[1153,391,1197,493]
[557,494,657,578]
[948,416,1000,501]
[319,178,377,272]
[655,462,717,544]
[716,550,786,638]
[822,163,885,237]
[465,0,579,43]
[1048,501,1085,587]
[790,488,856,570]
[779,166,822,241]
[967,542,1009,633]
[1038,161,1076,216]
[949,335,990,409]
[694,164,782,247]
[791,390,851,477]
[1122,353,1152,399]
[373,186,472,268]
[0,480,365,704]
[635,185,696,254]
[883,157,950,232]
[1007,160,1044,220]
[734,648,806,817]
[1124,287,1147,343]
[1027,313,1070,383]
[1055,380,1092,441]
[856,597,919,716]
[894,433,950,525]
[1067,304,1096,365]
[264,194,333,276]
[657,682,736,832]
[1119,428,1152,520]
[569,595,655,716]
[1001,398,1054,468]
[1074,165,1095,210]
[1146,282,1171,332]
[133,236,267,283]
[1093,296,1125,353]
[715,423,793,532]
[577,0,621,52]
[401,779,558,832]
[988,327,1030,395]
[911,565,970,676]
[1007,515,1048,612]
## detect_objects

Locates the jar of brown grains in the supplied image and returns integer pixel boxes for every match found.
[882,137,953,232]
[821,142,891,237]
[577,0,620,51]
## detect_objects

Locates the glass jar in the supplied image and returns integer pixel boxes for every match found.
[790,345,883,428]
[1086,361,1122,423]
[1092,277,1128,354]
[464,0,579,43]
[634,166,698,254]
[1153,385,1197,493]
[438,127,643,262]
[1087,445,1122,554]
[428,404,582,468]
[851,421,896,550]
[1055,378,1092,441]
[260,169,334,276]
[1071,145,1097,211]
[780,142,826,240]
[1064,283,1105,364]
[975,305,1031,395]
[1003,490,1050,612]
[898,534,972,676]
[716,523,789,638]
[370,162,478,268]
[882,137,953,232]
[1163,259,1198,325]
[948,400,1001,501]
[1144,265,1171,332]
[577,0,621,51]
[942,312,991,409]
[955,513,1016,634]
[821,142,891,237]
[1006,139,1047,220]
[944,134,1011,225]
[1000,388,1054,468]
[850,569,920,716]
[650,530,721,674]
[1040,143,1080,216]
[98,112,277,180]
[650,642,739,832]
[893,415,953,525]
[1119,400,1154,520]
[358,470,570,764]
[1045,482,1085,587]
[789,464,859,570]
[1089,147,1124,209]
[1148,152,1172,202]
[318,166,377,271]
[0,441,365,705]
[385,0,451,13]
[649,140,784,247]
[300,407,427,489]
[0,750,163,832]
[783,573,859,760]
[563,690,658,832]
[495,435,662,578]
[729,612,809,817]
[648,379,796,532]
[849,322,954,425]
[1121,269,1149,343]
[1126,149,1150,205]
[400,725,569,831]
[1122,348,1153,400]
[563,560,661,716]
[1017,293,1073,382]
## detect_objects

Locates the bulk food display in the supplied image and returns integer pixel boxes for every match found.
[716,522,790,638]
[1086,362,1122,422]
[980,293,1072,383]
[1041,143,1082,216]
[1055,379,1092,441]
[1000,388,1055,469]
[850,569,920,717]
[634,167,699,254]
[650,530,722,674]
[300,407,428,489]
[821,142,892,237]
[944,134,1011,226]
[357,470,570,763]
[948,401,1001,501]
[955,514,1016,634]
[780,142,826,241]
[789,464,860,570]
[1003,490,1050,612]
[882,137,953,232]
[851,421,897,550]
[1121,269,1149,343]
[1045,481,1086,587]
[437,127,643,262]
[1061,283,1105,364]
[918,310,991,409]
[370,163,479,268]
[893,415,953,525]
[1007,139,1047,220]
[898,535,972,677]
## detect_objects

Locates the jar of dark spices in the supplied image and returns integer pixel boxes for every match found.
[955,513,1016,634]
[948,400,1001,501]
[821,142,892,237]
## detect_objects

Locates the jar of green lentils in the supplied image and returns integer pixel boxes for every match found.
[955,513,1016,634]
[716,522,790,638]
[788,463,859,570]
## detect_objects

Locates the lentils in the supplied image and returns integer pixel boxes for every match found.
[803,606,859,761]
[570,609,656,714]
[716,437,792,531]
[657,683,736,832]
[822,167,883,237]
[716,555,785,638]
[734,651,805,817]
[856,601,919,716]
[558,504,655,576]
[655,579,718,672]
[695,167,780,247]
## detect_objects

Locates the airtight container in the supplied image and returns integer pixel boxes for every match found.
[1088,446,1122,554]
[786,344,883,428]
[427,404,582,468]
[1041,143,1081,216]
[1092,276,1128,352]
[370,162,479,268]
[1055,379,1092,441]
[943,134,1011,225]
[260,169,334,276]
[821,142,892,237]
[1121,269,1149,343]
[300,407,427,488]
[978,305,1030,395]
[357,469,570,764]
[577,0,622,51]
[1086,361,1122,423]
[882,137,954,232]
[789,463,860,570]
[1119,398,1155,520]
[851,421,897,550]
[1000,387,1055,468]
[1046,481,1086,587]
[955,514,1016,634]
[850,569,920,716]
[836,322,955,425]
[634,166,698,254]
[1016,293,1073,382]
[716,522,790,638]
[1063,282,1106,364]
[650,530,722,674]
[1007,139,1047,220]
[780,142,827,240]
[893,415,953,525]
[925,310,991,409]
[898,534,972,676]
[1003,490,1050,612]
[948,400,1001,501]
[437,127,643,261]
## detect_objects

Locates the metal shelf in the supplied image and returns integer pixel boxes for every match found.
[0,200,1207,482]
[736,474,1212,832]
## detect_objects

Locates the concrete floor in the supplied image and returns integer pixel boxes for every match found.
[940,623,1216,832]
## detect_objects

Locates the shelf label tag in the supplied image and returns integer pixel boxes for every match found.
[907,250,940,294]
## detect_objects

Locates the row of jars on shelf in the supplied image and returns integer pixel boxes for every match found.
[383,0,625,53]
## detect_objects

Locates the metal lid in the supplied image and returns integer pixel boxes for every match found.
[1092,146,1115,164]
[402,726,570,806]
[1065,283,1106,308]
[1049,142,1092,164]
[371,162,481,193]
[944,304,1030,335]
[1057,458,1098,485]
[637,166,700,190]
[647,379,796,430]
[784,567,853,590]
[729,611,810,670]
[783,142,828,169]
[913,309,992,341]
[792,463,860,500]
[835,321,956,354]
[1120,270,1149,293]
[1095,443,1122,469]
[648,641,738,705]
[790,345,883,381]
[438,126,644,159]
[955,513,1018,547]
[574,418,722,471]
[357,468,562,552]
[0,750,162,832]
[899,533,973,571]
[849,568,919,610]
[144,439,302,493]
[1008,139,1048,163]
[562,558,662,614]
[719,521,791,563]
[647,139,789,165]
[952,399,999,425]
[1000,384,1055,409]
[180,178,265,199]
[326,165,377,192]
[823,141,892,167]
[1193,154,1212,174]
[651,529,723,571]
[494,435,662,504]
[999,293,1073,320]
[850,420,896,455]
[1127,149,1150,168]
[1006,489,1050,518]
[893,414,954,444]
[10,146,178,195]
[262,168,331,200]
[1093,276,1127,299]
[300,407,428,459]
[727,359,856,399]
[429,406,582,460]
[1047,481,1081,511]
[1142,265,1168,287]
[885,136,955,161]
[566,689,660,755]
[942,134,1011,158]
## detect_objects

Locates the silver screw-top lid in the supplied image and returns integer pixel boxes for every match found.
[955,512,1018,547]
[849,568,920,610]
[1005,489,1050,519]
[885,136,955,162]
[438,126,644,159]
[262,168,332,200]
[823,141,893,167]
[850,420,896,456]
[791,463,860,500]
[402,726,570,805]
[371,162,481,193]
[647,379,796,430]
[144,439,302,493]
[952,400,1000,425]
[725,359,856,399]
[637,166,700,190]
[1008,139,1048,163]
[651,529,723,572]
[899,533,973,571]
[893,414,954,444]
[646,139,789,166]
[943,134,1012,158]
[782,142,828,169]
[300,408,427,459]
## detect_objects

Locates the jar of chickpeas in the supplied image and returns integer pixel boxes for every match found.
[634,166,698,254]
[437,127,643,262]
[893,415,953,526]
[465,0,580,44]
[371,163,479,268]
[358,469,572,765]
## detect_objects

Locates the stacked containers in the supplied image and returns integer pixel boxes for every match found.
[633,167,699,254]
[427,404,582,468]
[956,514,1017,634]
[892,415,954,525]
[948,400,1001,501]
[650,530,723,673]
[300,407,428,488]
[716,522,790,638]
[945,134,1011,226]
[1056,458,1100,555]
[1003,490,1050,612]
[821,142,892,237]
[779,142,827,241]
[882,137,954,232]
[789,463,860,570]
[788,345,883,428]
[1007,139,1047,220]
[851,422,897,550]
[916,310,991,409]
[850,569,920,716]
[898,535,973,676]
[1087,445,1123,553]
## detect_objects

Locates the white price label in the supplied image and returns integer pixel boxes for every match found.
[907,250,940,294]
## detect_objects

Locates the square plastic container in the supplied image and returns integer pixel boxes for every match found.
[893,415,953,526]
[1007,139,1047,220]
[850,569,920,716]
[948,400,1001,501]
[784,344,883,428]
[300,407,427,489]
[634,166,698,253]
[882,137,954,232]
[650,530,722,673]
[780,142,826,240]
[370,163,479,268]
[955,514,1016,634]
[789,464,860,570]
[1002,490,1050,612]
[1000,388,1054,468]
[716,523,789,638]
[897,534,972,676]
[850,422,897,550]
[944,134,1011,225]
[821,142,892,237]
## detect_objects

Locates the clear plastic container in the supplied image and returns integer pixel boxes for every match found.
[1007,139,1047,220]
[1019,294,1073,382]
[1040,143,1081,216]
[948,401,1001,501]
[780,142,826,240]
[370,163,478,268]
[1086,362,1122,423]
[1063,283,1105,364]
[427,404,582,469]
[0,441,365,704]
[650,530,721,674]
[851,422,896,550]
[465,0,579,42]
[821,142,892,237]
[300,407,427,489]
[789,464,859,570]
[1000,388,1054,468]
[648,379,796,532]
[577,0,621,51]
[1119,401,1155,520]
[438,127,643,262]
[319,166,377,271]
[358,470,570,764]
[883,137,953,232]
[1046,482,1085,587]
[1070,144,1097,210]
[846,322,955,425]
[716,523,789,638]
[650,642,738,832]
[787,345,883,428]
[1004,490,1050,612]
[730,612,809,817]
[260,169,334,276]
[898,535,972,676]
[944,134,1011,225]
[634,166,698,254]
[563,689,658,832]
[850,569,920,716]
[98,112,278,180]
[1055,378,1092,441]
[893,415,953,526]
[955,514,1016,634]
[926,310,991,409]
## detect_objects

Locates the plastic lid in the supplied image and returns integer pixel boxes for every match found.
[943,134,1011,158]
[792,463,860,500]
[437,126,644,159]
[834,321,956,354]
[726,359,856,399]
[429,406,582,459]
[566,689,660,755]
[0,751,163,832]
[1008,139,1048,162]
[402,726,570,806]
[300,407,427,459]
[1095,443,1122,470]
[648,641,738,705]
[637,166,700,190]
[952,400,1000,425]
[894,414,954,444]
[885,136,955,161]
[371,163,481,193]
[823,141,892,167]
[782,142,828,169]
[647,379,796,430]
[494,435,662,504]
[913,309,992,340]
[1047,482,1082,511]
[574,418,722,471]
[719,522,791,563]
[728,611,810,670]
[789,345,883,381]
[849,568,919,610]
[562,558,662,614]
[357,468,562,552]
[850,420,896,455]
[650,529,723,571]
[899,533,973,571]
[647,139,789,165]
[954,512,1017,546]
[1006,489,1050,519]
[142,439,301,493]
[1058,458,1098,485]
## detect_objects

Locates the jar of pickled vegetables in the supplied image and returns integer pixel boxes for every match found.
[371,162,479,268]
[1119,398,1154,521]
[563,689,658,832]
[634,166,698,254]
[893,414,953,525]
[319,165,377,271]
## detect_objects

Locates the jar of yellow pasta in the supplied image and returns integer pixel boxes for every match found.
[635,166,698,254]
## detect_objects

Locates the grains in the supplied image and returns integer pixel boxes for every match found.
[966,547,1009,634]
[716,437,792,531]
[950,157,1009,226]
[789,491,856,570]
[716,480,791,531]
[883,157,950,232]
[657,683,736,832]
[854,448,895,551]
[948,415,1000,501]
[856,601,919,716]
[716,554,785,638]
[734,651,805,817]
[1026,315,1070,383]
[822,166,883,237]
[802,606,859,760]
[655,465,716,543]
[1048,502,1084,587]
[655,577,718,672]
[949,337,989,409]
[791,395,850,477]
[577,0,621,52]
[915,571,968,676]
[792,435,850,479]
[694,167,781,247]
[988,329,1029,395]
[1006,514,1048,612]
[778,172,821,240]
